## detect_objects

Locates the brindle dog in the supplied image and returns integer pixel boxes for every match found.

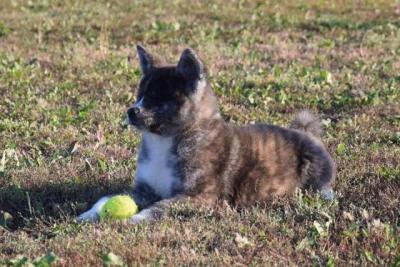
[78,46,335,223]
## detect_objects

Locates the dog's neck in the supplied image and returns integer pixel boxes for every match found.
[192,79,221,121]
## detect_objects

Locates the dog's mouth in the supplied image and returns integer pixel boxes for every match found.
[128,115,161,133]
[127,114,145,129]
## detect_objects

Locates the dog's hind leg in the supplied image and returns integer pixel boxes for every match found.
[300,145,336,201]
[320,185,335,200]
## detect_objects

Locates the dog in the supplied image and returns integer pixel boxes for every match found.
[77,46,335,224]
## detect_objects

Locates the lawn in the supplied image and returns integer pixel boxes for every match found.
[0,0,399,266]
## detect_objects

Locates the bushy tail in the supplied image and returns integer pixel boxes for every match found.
[291,111,335,200]
[290,110,322,138]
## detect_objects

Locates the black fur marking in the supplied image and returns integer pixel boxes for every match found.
[129,67,189,135]
[131,182,162,209]
[177,48,205,90]
[137,45,155,75]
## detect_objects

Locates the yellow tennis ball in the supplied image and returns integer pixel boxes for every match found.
[99,195,138,220]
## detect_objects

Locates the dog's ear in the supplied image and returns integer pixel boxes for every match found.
[177,48,205,86]
[136,45,154,75]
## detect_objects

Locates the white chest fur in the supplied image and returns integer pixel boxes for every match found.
[135,132,180,199]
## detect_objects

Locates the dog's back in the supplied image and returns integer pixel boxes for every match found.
[175,112,335,206]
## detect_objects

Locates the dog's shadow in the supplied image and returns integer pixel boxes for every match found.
[0,179,131,230]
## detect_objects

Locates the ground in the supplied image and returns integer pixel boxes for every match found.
[0,0,399,266]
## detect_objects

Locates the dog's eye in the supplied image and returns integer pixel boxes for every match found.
[145,91,161,102]
[148,90,158,98]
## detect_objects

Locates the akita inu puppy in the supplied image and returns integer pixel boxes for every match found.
[78,46,335,223]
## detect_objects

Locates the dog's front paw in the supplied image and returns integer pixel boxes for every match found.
[129,209,152,224]
[76,196,111,223]
[77,209,100,223]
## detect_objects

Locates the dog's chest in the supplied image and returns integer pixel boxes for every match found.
[135,133,180,198]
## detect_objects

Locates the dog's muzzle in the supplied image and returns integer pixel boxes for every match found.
[127,98,145,124]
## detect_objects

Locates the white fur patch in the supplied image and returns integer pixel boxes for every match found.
[135,132,180,199]
[321,187,335,200]
[129,208,152,224]
[192,78,207,103]
[77,196,110,222]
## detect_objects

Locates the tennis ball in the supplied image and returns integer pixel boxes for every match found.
[99,195,138,220]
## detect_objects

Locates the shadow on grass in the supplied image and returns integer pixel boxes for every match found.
[0,179,131,230]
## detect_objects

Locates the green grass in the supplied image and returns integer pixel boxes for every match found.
[0,0,399,265]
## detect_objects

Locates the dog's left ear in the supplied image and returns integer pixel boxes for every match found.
[136,45,155,75]
[177,48,205,86]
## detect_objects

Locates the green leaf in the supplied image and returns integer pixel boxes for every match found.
[77,100,96,122]
[295,237,310,251]
[391,255,400,267]
[273,66,282,77]
[363,250,375,263]
[312,221,326,236]
[33,251,57,267]
[4,252,57,267]
[102,252,124,267]
[0,151,6,174]
[0,21,11,37]
[6,255,30,267]
[327,255,335,267]
[97,159,108,173]
[320,70,333,85]
[336,143,346,155]
[0,211,13,229]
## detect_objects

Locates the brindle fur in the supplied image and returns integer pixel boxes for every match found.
[170,115,335,207]
[78,46,335,224]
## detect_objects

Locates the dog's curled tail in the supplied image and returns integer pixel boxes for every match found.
[290,110,323,138]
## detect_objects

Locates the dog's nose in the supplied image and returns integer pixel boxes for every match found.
[127,107,140,120]
[132,107,141,115]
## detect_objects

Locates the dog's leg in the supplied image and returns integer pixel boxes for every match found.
[320,185,335,200]
[131,182,162,209]
[77,182,162,223]
[129,193,218,224]
[77,196,111,222]
[129,194,186,224]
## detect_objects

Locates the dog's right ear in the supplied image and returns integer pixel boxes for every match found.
[177,48,205,88]
[136,45,154,75]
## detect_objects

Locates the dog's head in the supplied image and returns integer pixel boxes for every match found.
[127,46,219,136]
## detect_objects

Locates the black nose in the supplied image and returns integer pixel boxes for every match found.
[132,107,140,115]
[127,107,140,119]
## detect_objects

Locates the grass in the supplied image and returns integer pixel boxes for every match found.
[0,0,399,265]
